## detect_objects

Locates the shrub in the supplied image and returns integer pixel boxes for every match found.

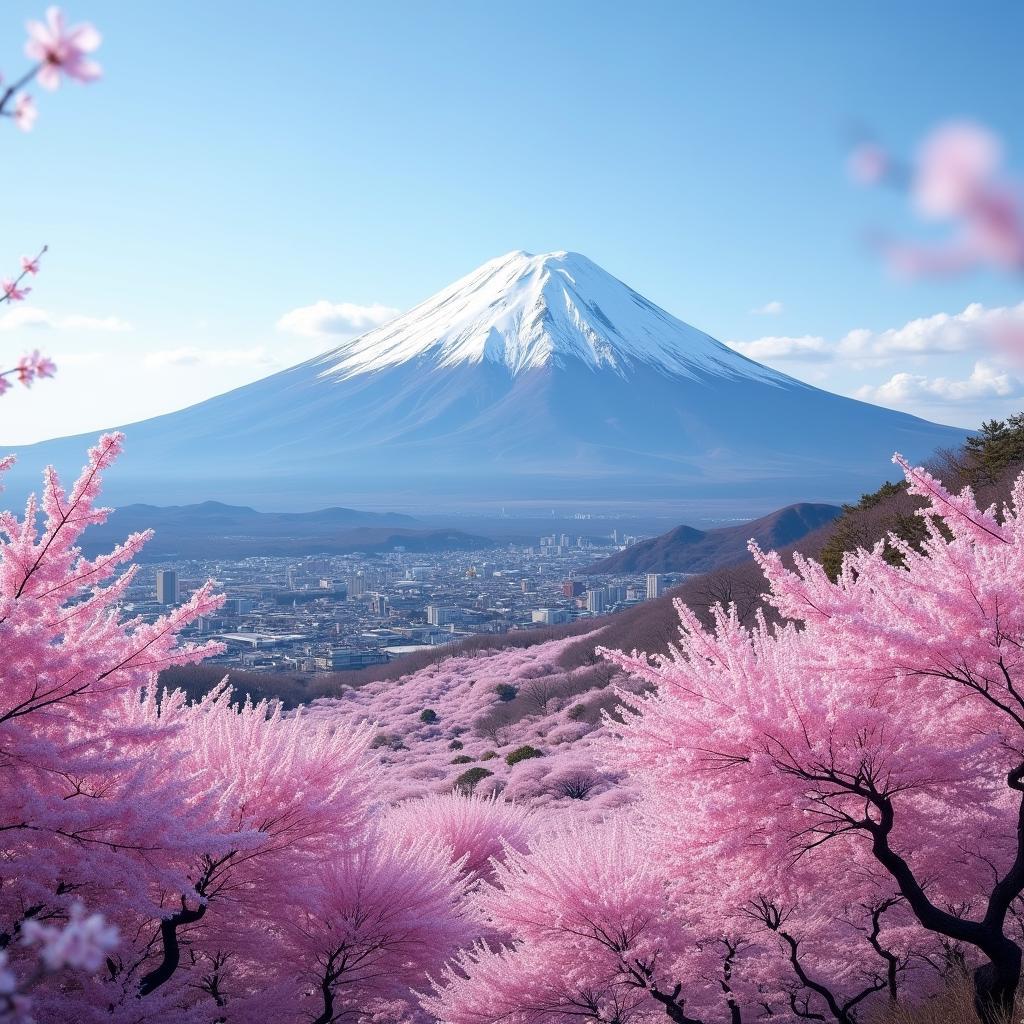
[451,755,473,764]
[505,745,544,767]
[494,683,518,702]
[453,767,493,793]
[419,708,439,724]
[479,750,498,761]
[448,739,464,751]
[567,703,588,721]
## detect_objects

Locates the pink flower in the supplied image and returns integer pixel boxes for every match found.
[15,351,55,386]
[17,353,37,386]
[33,352,56,378]
[20,254,40,275]
[0,377,11,396]
[2,279,30,302]
[25,7,102,91]
[13,93,37,132]
[913,120,1001,219]
[21,902,119,972]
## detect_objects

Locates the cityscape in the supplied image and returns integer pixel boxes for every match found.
[134,532,682,673]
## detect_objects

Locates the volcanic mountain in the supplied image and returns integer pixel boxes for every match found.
[6,250,964,508]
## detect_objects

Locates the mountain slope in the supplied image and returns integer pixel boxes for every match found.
[585,502,842,574]
[3,250,966,509]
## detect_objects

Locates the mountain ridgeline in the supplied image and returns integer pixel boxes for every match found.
[4,250,964,508]
[585,502,842,575]
[80,501,491,560]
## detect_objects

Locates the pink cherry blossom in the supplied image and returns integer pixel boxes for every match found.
[24,7,102,91]
[2,279,30,302]
[19,254,39,275]
[12,94,35,132]
[913,120,1002,219]
[34,353,55,378]
[21,902,119,972]
[855,121,1024,279]
[602,457,1024,1024]
[16,351,40,385]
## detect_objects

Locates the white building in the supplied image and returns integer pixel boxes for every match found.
[426,605,457,626]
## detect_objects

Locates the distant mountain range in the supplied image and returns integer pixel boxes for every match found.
[81,501,492,560]
[4,250,964,509]
[585,502,842,575]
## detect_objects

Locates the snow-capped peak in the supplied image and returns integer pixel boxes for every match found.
[316,250,785,383]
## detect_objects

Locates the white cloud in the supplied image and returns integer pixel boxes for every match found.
[729,302,1024,366]
[143,346,279,370]
[277,300,400,338]
[837,302,1024,360]
[0,305,132,332]
[728,334,830,362]
[750,299,784,316]
[856,361,1023,405]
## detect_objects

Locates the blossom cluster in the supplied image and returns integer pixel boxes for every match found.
[851,120,1024,278]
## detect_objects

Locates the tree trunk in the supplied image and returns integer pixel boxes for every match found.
[973,944,1021,1024]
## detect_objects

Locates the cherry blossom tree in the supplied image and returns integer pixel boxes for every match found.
[386,793,534,884]
[424,819,723,1024]
[0,432,225,1019]
[278,830,472,1024]
[602,456,1024,1024]
[0,431,485,1022]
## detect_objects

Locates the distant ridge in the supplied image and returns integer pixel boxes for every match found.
[80,502,493,560]
[585,502,842,575]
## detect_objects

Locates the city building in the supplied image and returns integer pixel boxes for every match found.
[562,579,585,599]
[314,648,390,671]
[532,608,569,625]
[426,604,457,626]
[646,573,665,600]
[586,588,607,613]
[156,569,178,605]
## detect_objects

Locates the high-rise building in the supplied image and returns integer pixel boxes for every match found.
[347,572,367,599]
[646,573,665,600]
[156,569,178,606]
[607,585,627,604]
[370,593,390,617]
[562,580,585,599]
[586,588,607,614]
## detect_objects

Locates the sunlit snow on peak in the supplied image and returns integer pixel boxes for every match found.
[315,250,787,384]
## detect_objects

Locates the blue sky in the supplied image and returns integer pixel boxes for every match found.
[1,0,1022,442]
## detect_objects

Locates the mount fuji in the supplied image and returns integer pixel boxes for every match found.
[7,250,964,509]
